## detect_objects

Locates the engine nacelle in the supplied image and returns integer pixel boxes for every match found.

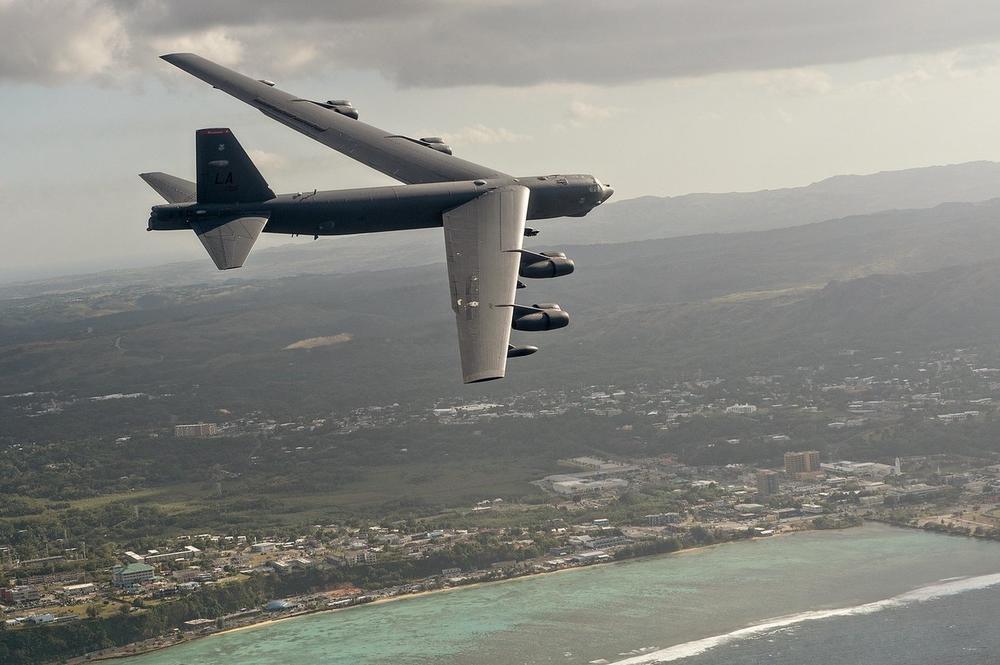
[519,250,575,279]
[418,137,453,155]
[511,304,569,331]
[325,100,359,119]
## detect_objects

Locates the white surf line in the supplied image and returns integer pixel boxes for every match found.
[610,572,1000,664]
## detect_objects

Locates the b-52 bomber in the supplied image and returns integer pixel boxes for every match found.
[143,53,613,383]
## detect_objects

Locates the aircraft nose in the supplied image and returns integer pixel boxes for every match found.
[601,184,614,203]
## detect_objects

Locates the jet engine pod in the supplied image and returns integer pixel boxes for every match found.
[511,304,569,331]
[326,100,359,119]
[519,250,575,278]
[420,137,453,155]
[507,344,539,358]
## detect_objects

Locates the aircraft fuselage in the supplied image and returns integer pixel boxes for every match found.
[148,173,611,236]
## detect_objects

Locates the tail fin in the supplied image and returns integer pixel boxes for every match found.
[196,128,274,204]
[139,172,196,203]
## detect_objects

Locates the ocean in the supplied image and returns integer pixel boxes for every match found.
[121,524,1000,665]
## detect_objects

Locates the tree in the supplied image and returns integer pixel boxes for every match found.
[86,605,99,619]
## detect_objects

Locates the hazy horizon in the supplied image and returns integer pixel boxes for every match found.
[3,158,999,285]
[7,1,1000,277]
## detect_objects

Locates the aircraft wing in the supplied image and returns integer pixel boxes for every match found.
[442,185,528,383]
[161,53,507,185]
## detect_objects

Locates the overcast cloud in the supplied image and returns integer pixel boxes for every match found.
[5,0,1000,87]
[6,1,1000,280]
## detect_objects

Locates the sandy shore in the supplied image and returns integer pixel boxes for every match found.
[209,529,814,639]
[94,524,841,661]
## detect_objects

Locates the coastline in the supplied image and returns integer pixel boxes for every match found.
[91,524,836,662]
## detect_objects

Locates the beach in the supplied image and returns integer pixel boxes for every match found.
[114,523,1000,665]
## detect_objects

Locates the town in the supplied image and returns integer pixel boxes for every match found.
[5,343,1000,657]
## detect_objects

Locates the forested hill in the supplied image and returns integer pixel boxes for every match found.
[571,160,1000,244]
[5,195,1000,429]
[4,161,1000,300]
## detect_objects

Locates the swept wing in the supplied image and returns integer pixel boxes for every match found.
[161,53,506,185]
[442,185,528,383]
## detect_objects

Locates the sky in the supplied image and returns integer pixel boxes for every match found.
[5,0,1000,280]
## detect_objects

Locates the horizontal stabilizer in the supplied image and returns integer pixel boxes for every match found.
[192,215,268,270]
[139,172,196,203]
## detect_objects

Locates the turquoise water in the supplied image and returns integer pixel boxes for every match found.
[123,524,1000,665]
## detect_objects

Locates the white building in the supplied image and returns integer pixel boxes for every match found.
[61,583,96,597]
[550,478,629,495]
[174,423,218,438]
[725,404,758,415]
[820,460,895,479]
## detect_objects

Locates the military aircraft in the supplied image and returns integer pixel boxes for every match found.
[143,53,613,383]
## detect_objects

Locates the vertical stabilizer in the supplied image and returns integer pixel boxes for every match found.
[196,128,274,204]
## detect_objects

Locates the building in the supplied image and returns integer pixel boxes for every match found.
[820,460,895,479]
[346,550,377,566]
[174,423,218,438]
[725,403,757,415]
[124,545,201,564]
[549,477,629,495]
[756,470,780,496]
[112,563,155,588]
[182,618,216,631]
[60,583,96,597]
[784,451,821,475]
[937,411,980,424]
[18,555,67,569]
[646,512,683,526]
[0,585,41,605]
[590,535,633,549]
[143,546,201,564]
[884,484,950,504]
[24,613,56,624]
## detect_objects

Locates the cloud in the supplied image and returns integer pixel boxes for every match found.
[752,69,834,96]
[149,28,244,68]
[6,1,1000,87]
[247,149,289,171]
[553,100,622,131]
[569,100,616,122]
[0,0,129,82]
[438,124,528,145]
